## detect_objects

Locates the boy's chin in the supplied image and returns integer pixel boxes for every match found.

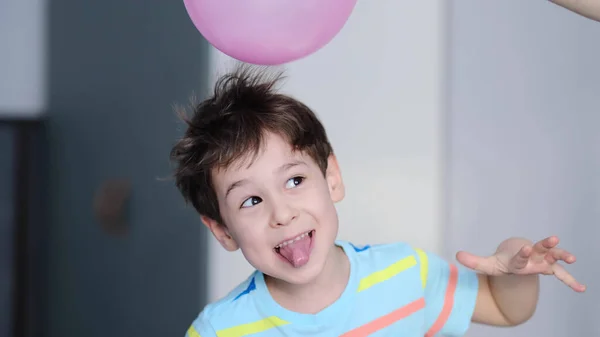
[267,270,321,287]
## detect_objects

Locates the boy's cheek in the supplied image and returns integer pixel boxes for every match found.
[231,226,265,248]
[304,191,336,213]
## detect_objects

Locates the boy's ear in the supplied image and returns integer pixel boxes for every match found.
[200,215,239,251]
[326,154,345,203]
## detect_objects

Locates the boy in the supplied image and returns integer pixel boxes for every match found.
[170,65,585,336]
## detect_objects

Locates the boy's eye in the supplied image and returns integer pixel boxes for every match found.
[241,196,262,208]
[285,176,304,189]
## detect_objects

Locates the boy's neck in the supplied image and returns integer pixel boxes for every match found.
[264,244,350,314]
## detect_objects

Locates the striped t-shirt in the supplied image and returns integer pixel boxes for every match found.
[185,240,479,337]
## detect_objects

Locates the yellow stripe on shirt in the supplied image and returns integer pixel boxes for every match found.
[216,316,289,337]
[358,255,417,292]
[187,325,201,337]
[414,248,429,289]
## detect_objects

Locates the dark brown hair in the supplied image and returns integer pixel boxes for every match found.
[170,64,333,224]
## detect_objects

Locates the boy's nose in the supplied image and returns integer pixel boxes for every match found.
[269,199,298,228]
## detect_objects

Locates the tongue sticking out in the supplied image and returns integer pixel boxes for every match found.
[278,235,312,268]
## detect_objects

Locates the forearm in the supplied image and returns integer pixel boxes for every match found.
[550,0,600,21]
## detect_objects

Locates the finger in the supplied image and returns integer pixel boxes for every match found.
[509,244,533,270]
[552,263,586,293]
[531,236,559,263]
[533,236,559,255]
[545,248,576,264]
[456,251,498,274]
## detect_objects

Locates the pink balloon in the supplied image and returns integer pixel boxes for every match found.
[183,0,358,65]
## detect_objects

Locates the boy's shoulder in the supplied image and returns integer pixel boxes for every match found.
[186,271,265,336]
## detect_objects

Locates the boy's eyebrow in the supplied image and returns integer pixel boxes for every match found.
[276,160,306,173]
[225,161,307,198]
[225,179,247,199]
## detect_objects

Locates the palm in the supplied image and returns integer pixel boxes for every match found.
[456,236,586,293]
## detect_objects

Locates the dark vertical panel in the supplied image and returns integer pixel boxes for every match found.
[0,120,47,337]
[12,124,30,337]
[0,124,15,337]
[26,122,49,337]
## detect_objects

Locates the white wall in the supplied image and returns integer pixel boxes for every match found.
[206,0,446,302]
[446,1,600,336]
[0,0,47,117]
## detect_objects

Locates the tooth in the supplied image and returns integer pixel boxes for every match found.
[275,231,311,249]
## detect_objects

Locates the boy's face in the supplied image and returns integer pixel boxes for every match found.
[201,132,345,285]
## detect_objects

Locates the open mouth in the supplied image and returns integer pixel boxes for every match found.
[274,230,314,252]
[274,230,315,268]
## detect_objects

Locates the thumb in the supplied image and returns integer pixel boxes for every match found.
[456,251,497,275]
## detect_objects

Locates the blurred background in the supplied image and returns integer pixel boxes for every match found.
[1,0,598,336]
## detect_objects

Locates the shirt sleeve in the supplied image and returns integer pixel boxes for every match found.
[414,248,479,337]
[184,310,217,337]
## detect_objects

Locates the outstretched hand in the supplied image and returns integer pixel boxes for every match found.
[456,236,586,293]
